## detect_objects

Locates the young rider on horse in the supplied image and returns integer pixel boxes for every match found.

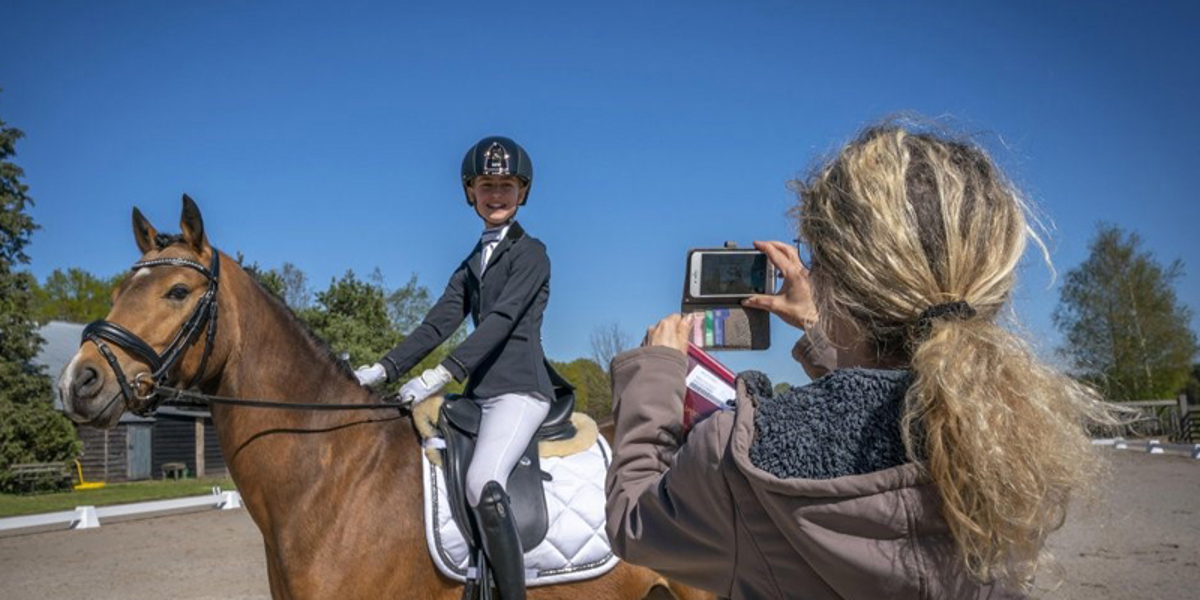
[355,136,552,600]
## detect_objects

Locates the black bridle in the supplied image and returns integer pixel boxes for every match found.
[82,250,221,417]
[80,248,400,417]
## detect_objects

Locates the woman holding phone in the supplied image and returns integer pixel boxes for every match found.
[605,122,1120,599]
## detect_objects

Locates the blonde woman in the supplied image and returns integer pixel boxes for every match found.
[605,123,1118,599]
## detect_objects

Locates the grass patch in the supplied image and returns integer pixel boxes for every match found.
[0,478,237,518]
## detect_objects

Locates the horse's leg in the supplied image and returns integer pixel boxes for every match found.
[263,543,289,600]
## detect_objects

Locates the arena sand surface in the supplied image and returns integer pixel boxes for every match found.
[0,449,1196,600]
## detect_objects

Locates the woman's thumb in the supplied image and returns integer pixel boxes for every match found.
[743,294,775,311]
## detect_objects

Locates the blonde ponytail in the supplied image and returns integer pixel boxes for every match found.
[905,317,1111,584]
[797,121,1122,587]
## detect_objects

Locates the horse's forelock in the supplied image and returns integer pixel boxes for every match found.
[154,232,187,250]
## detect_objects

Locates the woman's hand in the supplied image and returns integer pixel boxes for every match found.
[642,313,694,354]
[742,240,819,331]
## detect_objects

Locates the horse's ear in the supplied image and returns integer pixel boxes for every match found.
[179,194,208,252]
[132,207,158,255]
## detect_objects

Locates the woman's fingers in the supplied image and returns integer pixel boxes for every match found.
[677,313,695,338]
[742,294,777,312]
[754,240,803,274]
[643,313,691,353]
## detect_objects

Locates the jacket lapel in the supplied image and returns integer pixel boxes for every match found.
[466,240,484,283]
[484,221,525,270]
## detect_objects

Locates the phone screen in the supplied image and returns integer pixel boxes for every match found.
[699,252,768,296]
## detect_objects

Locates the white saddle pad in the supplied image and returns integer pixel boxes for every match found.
[421,435,619,587]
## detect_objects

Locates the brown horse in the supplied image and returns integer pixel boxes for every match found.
[58,197,711,600]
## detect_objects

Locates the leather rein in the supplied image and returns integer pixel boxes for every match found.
[82,248,399,417]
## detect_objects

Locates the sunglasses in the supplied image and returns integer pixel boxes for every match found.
[794,238,815,270]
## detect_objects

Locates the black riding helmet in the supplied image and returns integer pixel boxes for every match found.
[461,136,533,206]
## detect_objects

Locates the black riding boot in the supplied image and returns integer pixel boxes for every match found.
[472,481,526,600]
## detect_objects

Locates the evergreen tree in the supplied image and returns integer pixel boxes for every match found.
[298,269,463,394]
[0,105,81,492]
[300,270,402,368]
[1053,224,1198,401]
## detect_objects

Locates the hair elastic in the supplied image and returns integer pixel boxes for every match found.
[913,301,977,339]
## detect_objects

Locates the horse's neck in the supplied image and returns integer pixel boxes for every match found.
[209,267,416,524]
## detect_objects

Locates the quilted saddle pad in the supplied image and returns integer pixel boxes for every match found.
[421,435,620,587]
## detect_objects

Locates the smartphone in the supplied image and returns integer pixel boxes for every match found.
[687,249,774,299]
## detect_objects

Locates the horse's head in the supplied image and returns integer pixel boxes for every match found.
[60,195,229,427]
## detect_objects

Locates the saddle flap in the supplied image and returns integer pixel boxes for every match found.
[443,393,482,435]
[438,398,549,551]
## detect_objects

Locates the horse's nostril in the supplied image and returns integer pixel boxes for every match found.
[73,366,102,398]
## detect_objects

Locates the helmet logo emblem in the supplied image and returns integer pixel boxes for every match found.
[482,142,511,175]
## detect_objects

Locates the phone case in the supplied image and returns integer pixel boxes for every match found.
[682,248,770,350]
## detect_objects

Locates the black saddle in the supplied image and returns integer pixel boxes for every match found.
[437,361,577,556]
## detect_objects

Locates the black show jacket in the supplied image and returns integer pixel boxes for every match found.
[381,221,555,401]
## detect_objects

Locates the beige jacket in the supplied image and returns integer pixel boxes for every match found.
[605,346,1021,600]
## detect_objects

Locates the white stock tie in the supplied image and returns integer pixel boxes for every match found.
[480,224,508,274]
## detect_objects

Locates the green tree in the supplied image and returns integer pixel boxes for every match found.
[238,253,287,300]
[0,106,81,492]
[551,358,611,421]
[300,270,402,368]
[31,267,123,323]
[1053,224,1198,401]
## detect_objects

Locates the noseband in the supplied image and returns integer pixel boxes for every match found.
[82,250,221,417]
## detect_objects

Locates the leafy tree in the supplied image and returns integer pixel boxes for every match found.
[551,358,611,420]
[1053,224,1198,401]
[298,269,464,395]
[31,267,123,323]
[238,253,291,303]
[0,105,81,492]
[773,382,793,396]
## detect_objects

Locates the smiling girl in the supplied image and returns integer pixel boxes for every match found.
[356,136,555,600]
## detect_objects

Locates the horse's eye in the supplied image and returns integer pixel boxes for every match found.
[165,284,190,301]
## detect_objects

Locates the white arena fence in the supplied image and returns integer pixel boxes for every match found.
[1093,437,1200,459]
[0,487,242,535]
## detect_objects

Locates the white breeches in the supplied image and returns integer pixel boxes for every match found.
[466,392,550,507]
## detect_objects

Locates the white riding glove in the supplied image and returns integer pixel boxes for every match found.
[399,364,453,404]
[354,363,387,387]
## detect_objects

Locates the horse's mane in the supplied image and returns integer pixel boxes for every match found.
[238,264,363,385]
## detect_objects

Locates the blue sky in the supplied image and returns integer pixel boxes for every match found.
[4,1,1198,386]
